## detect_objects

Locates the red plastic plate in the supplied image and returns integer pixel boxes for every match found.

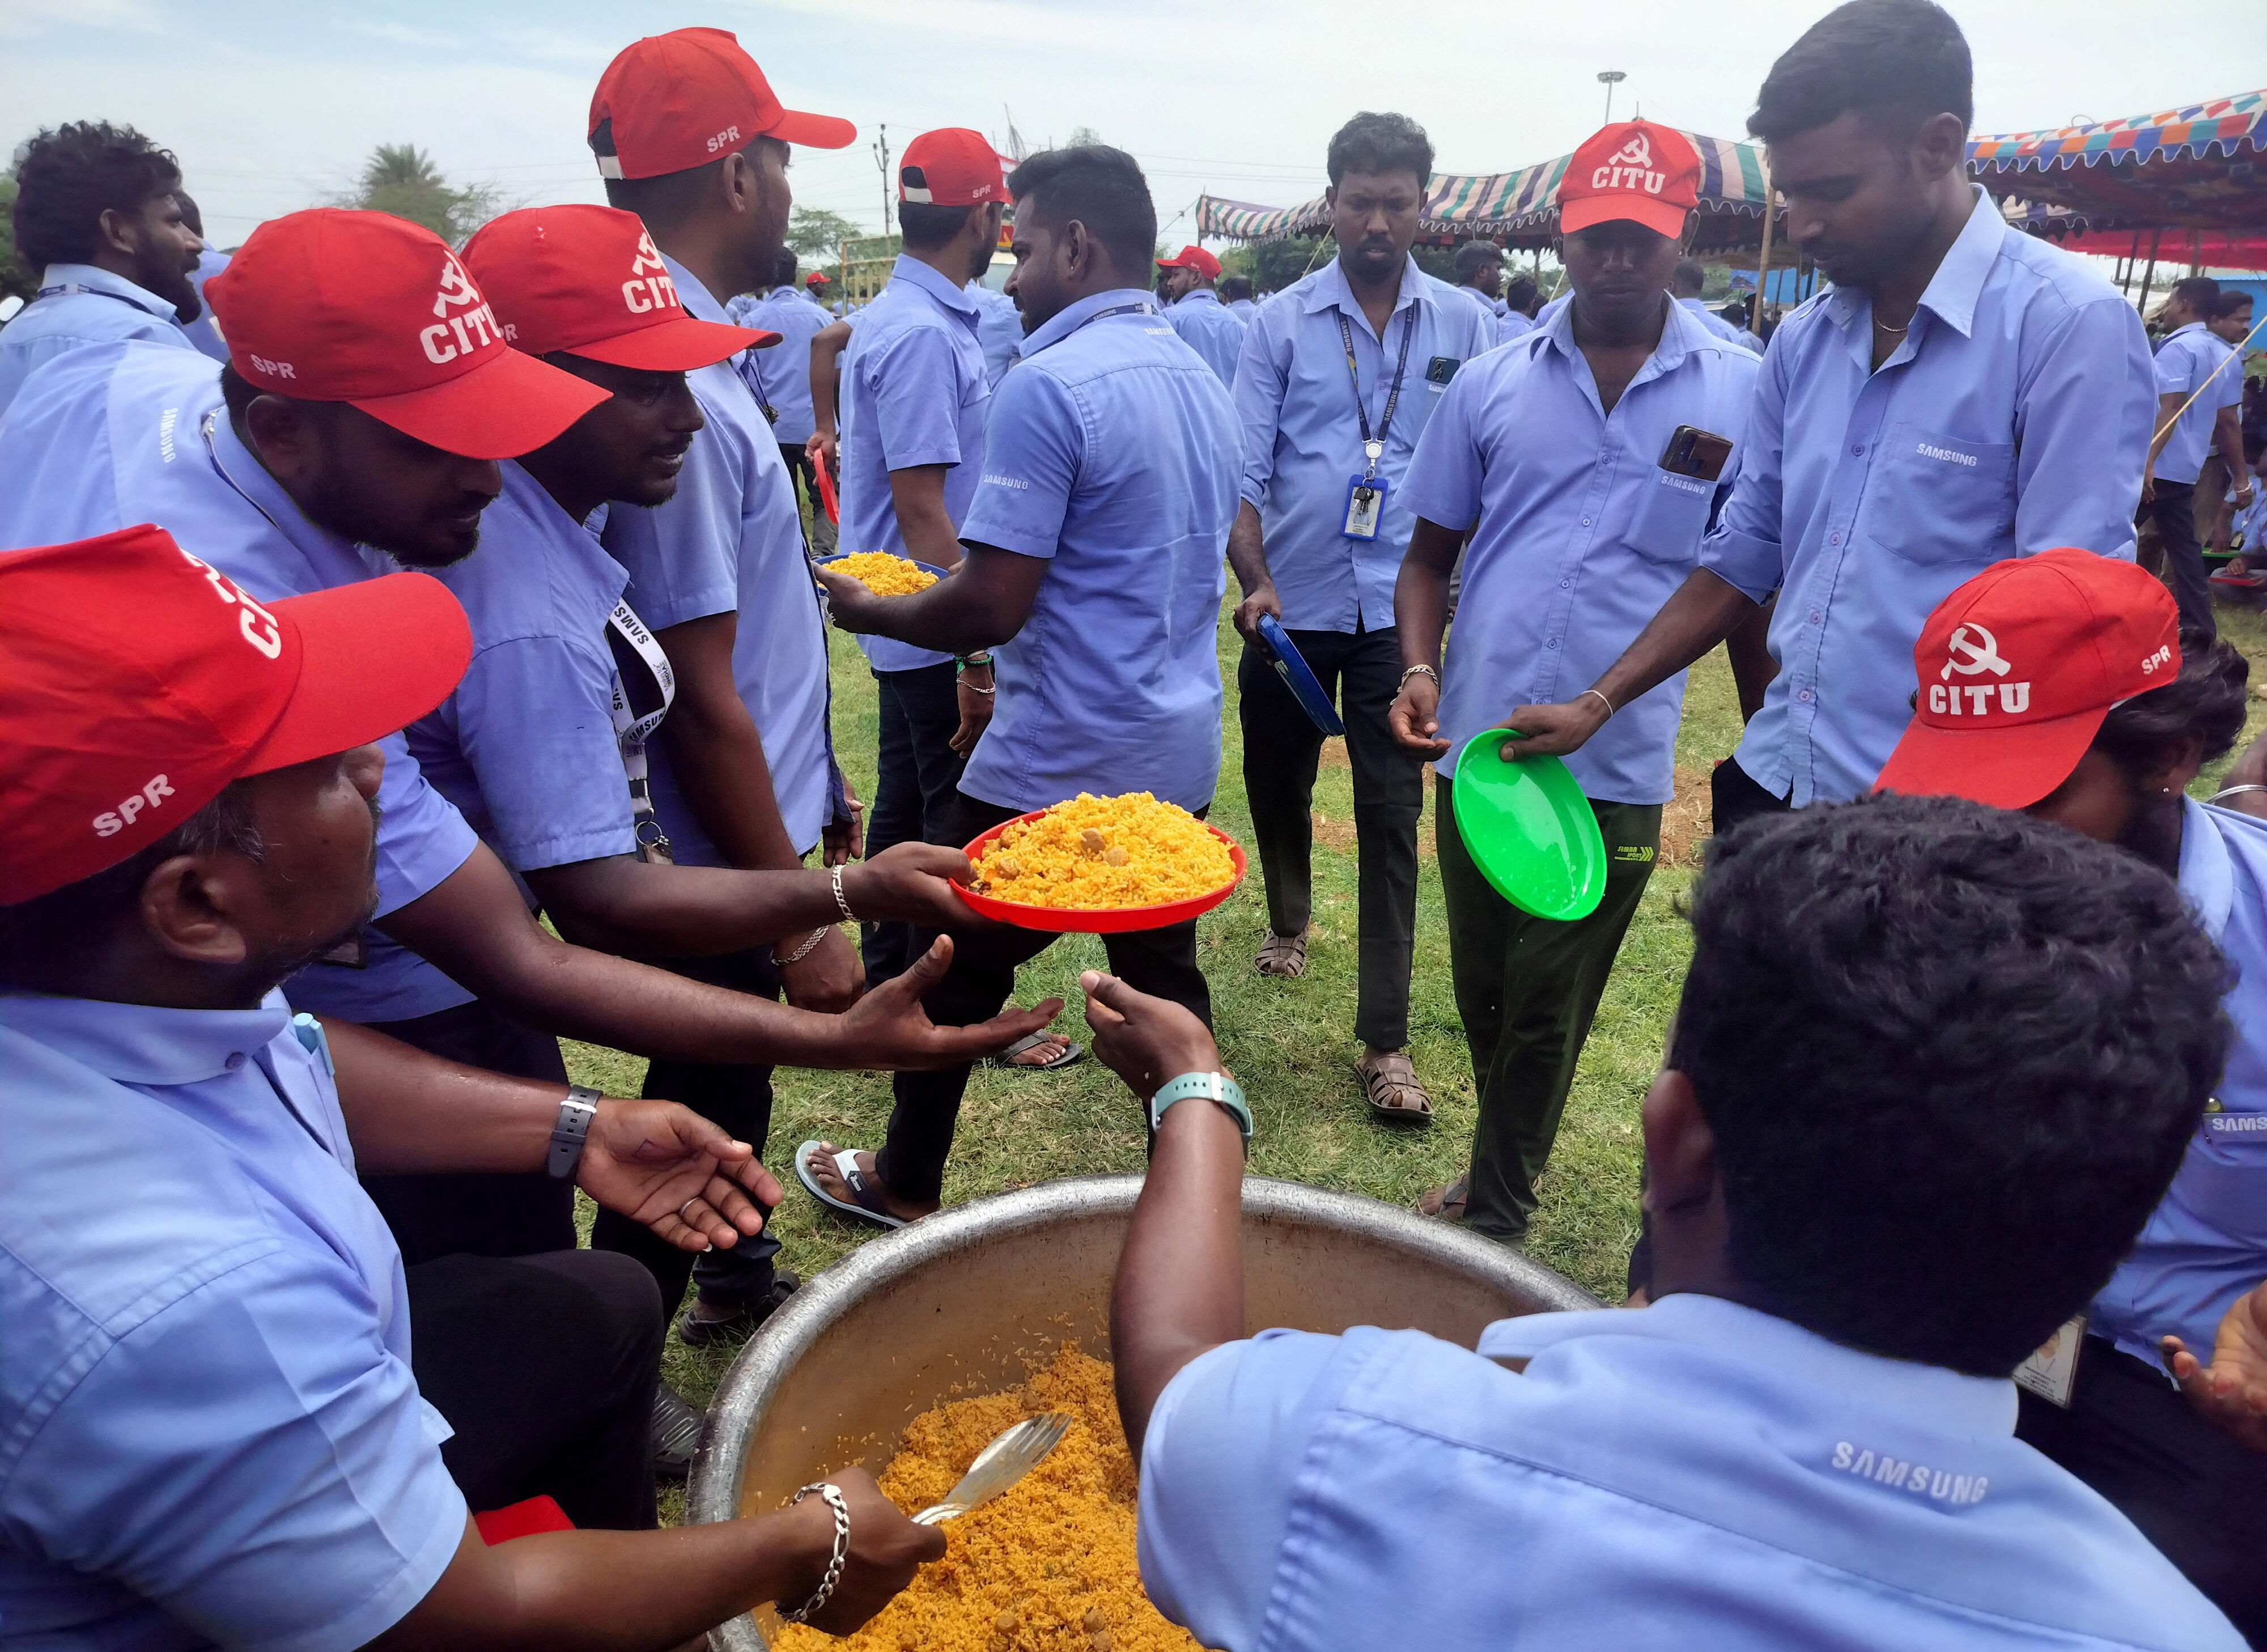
[952,811,1248,933]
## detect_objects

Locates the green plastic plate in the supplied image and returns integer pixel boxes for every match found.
[1449,729,1607,921]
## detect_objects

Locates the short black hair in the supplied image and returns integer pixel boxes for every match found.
[898,198,976,253]
[1672,793,2231,1377]
[2210,288,2255,322]
[1004,146,1156,281]
[1219,273,1253,301]
[174,190,204,239]
[2168,275,2222,313]
[2094,638,2252,781]
[773,246,800,287]
[1326,112,1433,190]
[1452,240,1502,282]
[1671,257,1708,295]
[12,121,184,268]
[1502,272,1540,312]
[1749,0,1974,143]
[0,784,262,993]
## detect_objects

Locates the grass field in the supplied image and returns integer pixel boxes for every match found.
[568,593,2267,1467]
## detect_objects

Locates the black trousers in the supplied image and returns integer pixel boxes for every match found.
[874,789,1213,1206]
[1437,781,1661,1244]
[363,998,577,1266]
[2141,479,2216,642]
[407,1249,663,1531]
[863,661,968,987]
[780,444,837,557]
[2018,1335,2267,1640]
[1237,624,1424,1050]
[1709,752,1791,838]
[592,948,784,1314]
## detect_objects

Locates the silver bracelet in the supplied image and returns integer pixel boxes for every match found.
[830,862,857,923]
[2210,784,2267,804]
[1398,664,1440,690]
[778,1481,851,1625]
[1580,686,1617,719]
[774,925,829,966]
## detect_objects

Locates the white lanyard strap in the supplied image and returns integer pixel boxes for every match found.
[604,598,677,864]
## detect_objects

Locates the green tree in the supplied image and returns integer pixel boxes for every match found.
[1222,236,1332,295]
[786,205,861,262]
[0,169,31,302]
[1065,125,1103,148]
[339,143,504,247]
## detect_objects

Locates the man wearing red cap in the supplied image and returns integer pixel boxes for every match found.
[1866,551,2267,1639]
[0,525,947,1647]
[1502,0,2152,829]
[1388,120,1759,1247]
[1157,244,1241,386]
[589,29,868,1031]
[1229,111,1499,1124]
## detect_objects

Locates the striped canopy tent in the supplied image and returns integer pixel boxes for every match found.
[1197,129,1774,255]
[1968,91,2267,266]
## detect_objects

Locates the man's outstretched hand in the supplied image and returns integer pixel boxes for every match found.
[833,935,1063,1070]
[2164,1281,2267,1453]
[814,565,887,636]
[1081,970,1223,1099]
[578,1099,784,1254]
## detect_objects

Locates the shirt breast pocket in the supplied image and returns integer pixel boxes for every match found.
[1862,422,2018,564]
[1625,468,1714,565]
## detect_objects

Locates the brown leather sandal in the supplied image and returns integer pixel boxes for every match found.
[1255,929,1309,978]
[1357,1050,1433,1123]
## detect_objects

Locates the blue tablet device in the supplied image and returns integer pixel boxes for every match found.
[1255,614,1345,737]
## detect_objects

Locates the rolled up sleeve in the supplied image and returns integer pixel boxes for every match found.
[454,637,638,872]
[871,329,974,472]
[959,368,1080,561]
[1698,343,1789,601]
[1399,367,1484,532]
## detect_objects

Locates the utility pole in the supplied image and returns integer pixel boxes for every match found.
[873,124,891,236]
[1598,70,1627,125]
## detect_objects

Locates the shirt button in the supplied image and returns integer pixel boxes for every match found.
[1828,532,1841,545]
[1545,638,1559,649]
[224,1052,246,1071]
[1580,517,1592,528]
[1809,611,1823,625]
[1850,445,1864,457]
[1798,689,1815,703]
[1559,578,1573,589]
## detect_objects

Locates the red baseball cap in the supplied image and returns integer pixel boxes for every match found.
[805,271,831,287]
[589,28,855,181]
[205,210,609,461]
[1560,120,1701,239]
[1874,550,2182,810]
[0,524,473,905]
[899,128,1007,207]
[462,205,774,370]
[1158,245,1222,280]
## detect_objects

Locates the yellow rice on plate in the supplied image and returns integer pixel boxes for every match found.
[771,1342,1198,1652]
[969,793,1233,910]
[826,551,938,596]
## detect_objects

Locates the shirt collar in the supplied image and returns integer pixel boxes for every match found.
[1021,286,1157,357]
[37,261,177,318]
[2179,796,2236,943]
[1304,253,1426,322]
[658,252,729,324]
[2,988,293,1086]
[888,254,980,317]
[1536,289,1712,375]
[1176,288,1223,308]
[2165,321,2207,341]
[203,403,375,571]
[1479,1292,2019,1438]
[1825,185,2002,341]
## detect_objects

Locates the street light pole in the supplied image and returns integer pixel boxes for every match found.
[873,124,891,236]
[1598,70,1627,125]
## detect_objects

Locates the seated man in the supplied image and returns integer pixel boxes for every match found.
[0,526,941,1646]
[1089,791,2245,1646]
[1873,549,2267,1638]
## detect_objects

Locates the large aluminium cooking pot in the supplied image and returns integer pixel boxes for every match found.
[689,1174,1601,1649]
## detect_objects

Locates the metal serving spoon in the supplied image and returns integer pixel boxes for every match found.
[909,1413,1072,1525]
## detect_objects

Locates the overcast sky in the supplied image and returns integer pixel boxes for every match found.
[5,0,2263,249]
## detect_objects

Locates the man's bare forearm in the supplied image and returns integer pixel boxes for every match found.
[527,859,852,960]
[322,1020,572,1174]
[888,465,966,571]
[1590,568,1759,711]
[1226,500,1273,598]
[1395,519,1462,674]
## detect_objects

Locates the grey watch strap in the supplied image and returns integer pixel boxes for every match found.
[547,1085,601,1179]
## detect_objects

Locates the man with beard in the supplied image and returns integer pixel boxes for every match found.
[1157,244,1243,387]
[0,121,205,415]
[1874,551,2266,1640]
[1226,112,1497,1124]
[1498,0,2153,832]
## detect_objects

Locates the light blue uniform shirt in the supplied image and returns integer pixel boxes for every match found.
[968,281,1024,388]
[1225,297,1259,321]
[1,992,466,1651]
[2092,800,2267,1366]
[838,254,987,674]
[0,345,482,1021]
[957,288,1238,813]
[1496,307,1536,346]
[2151,322,2243,486]
[1679,295,1762,354]
[727,284,834,447]
[604,253,837,860]
[0,261,196,417]
[408,462,640,876]
[1163,288,1243,387]
[1235,255,1498,631]
[1701,187,2153,805]
[181,248,232,363]
[1402,300,1759,805]
[1139,1293,2243,1651]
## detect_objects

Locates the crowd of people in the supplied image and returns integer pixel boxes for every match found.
[3,0,2266,1646]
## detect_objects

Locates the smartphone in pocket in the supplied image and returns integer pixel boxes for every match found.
[1660,425,1735,483]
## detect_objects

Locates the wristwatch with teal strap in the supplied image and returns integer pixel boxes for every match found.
[1150,1071,1252,1144]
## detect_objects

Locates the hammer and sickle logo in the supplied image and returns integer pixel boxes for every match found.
[432,253,480,319]
[630,231,668,277]
[1941,623,2011,681]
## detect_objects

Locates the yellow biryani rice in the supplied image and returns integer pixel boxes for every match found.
[772,1343,1198,1652]
[970,793,1233,911]
[827,551,939,597]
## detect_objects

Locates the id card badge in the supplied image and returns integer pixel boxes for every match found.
[1343,474,1388,541]
[2013,1314,2086,1408]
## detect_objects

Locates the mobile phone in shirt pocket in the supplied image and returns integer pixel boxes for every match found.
[1625,466,1714,563]
[1864,422,2016,562]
